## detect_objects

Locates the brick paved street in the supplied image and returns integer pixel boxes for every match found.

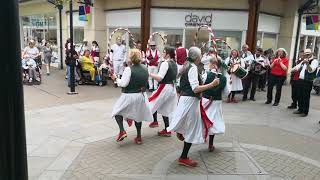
[25,68,320,180]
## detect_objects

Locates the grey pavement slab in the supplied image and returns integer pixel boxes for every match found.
[24,68,320,179]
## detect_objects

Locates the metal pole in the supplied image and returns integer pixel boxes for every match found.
[59,5,63,69]
[293,12,302,67]
[0,0,28,179]
[47,18,50,41]
[68,0,77,94]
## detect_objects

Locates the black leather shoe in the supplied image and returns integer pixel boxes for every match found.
[300,113,308,117]
[272,102,279,106]
[250,98,256,101]
[293,110,303,114]
[265,101,271,104]
[287,105,297,109]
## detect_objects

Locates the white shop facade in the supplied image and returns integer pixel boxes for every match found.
[105,8,281,52]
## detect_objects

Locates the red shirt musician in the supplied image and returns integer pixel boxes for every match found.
[266,48,289,106]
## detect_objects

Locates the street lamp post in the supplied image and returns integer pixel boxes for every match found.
[68,0,78,94]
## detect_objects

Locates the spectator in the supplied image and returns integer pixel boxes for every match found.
[43,42,53,75]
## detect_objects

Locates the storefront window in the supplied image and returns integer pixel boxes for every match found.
[153,28,183,47]
[299,36,306,52]
[256,32,262,48]
[185,28,209,49]
[21,14,57,47]
[315,37,320,59]
[215,30,242,50]
[306,36,315,50]
[74,28,84,44]
[109,28,141,48]
[262,33,277,50]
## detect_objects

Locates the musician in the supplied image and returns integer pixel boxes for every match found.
[136,41,146,65]
[243,48,268,101]
[225,49,245,103]
[266,48,289,106]
[168,47,220,167]
[292,49,319,117]
[202,56,227,152]
[110,36,126,78]
[259,49,273,91]
[111,49,153,145]
[148,47,178,134]
[175,41,188,74]
[240,44,254,70]
[288,51,304,109]
[146,41,160,91]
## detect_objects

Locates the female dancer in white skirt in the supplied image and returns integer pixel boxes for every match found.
[148,47,178,136]
[111,49,153,145]
[225,49,245,103]
[168,47,220,167]
[201,56,227,152]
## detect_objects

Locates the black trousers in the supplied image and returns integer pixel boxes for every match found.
[258,73,267,89]
[267,74,286,103]
[243,73,259,99]
[297,80,313,114]
[290,80,300,107]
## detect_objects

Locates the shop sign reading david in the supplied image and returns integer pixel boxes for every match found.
[185,13,212,27]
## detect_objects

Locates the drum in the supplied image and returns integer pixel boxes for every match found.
[250,60,267,75]
[231,64,248,79]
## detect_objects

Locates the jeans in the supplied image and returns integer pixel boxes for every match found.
[267,74,286,103]
[67,65,79,86]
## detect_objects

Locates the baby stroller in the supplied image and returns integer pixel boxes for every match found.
[22,58,42,85]
[313,67,320,95]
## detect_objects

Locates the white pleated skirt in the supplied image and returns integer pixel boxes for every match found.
[202,98,225,135]
[168,96,204,144]
[112,92,153,122]
[230,74,243,91]
[149,84,178,117]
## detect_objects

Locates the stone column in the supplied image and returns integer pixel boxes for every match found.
[141,0,151,51]
[83,0,107,57]
[277,0,300,69]
[246,0,261,52]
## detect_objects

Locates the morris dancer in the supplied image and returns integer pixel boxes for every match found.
[110,37,126,86]
[146,41,160,91]
[111,49,153,145]
[168,47,220,167]
[201,47,215,72]
[202,56,227,152]
[175,41,188,74]
[148,47,178,135]
[225,49,245,103]
[136,41,147,65]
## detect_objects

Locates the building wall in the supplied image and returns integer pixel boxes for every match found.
[260,0,287,16]
[151,0,248,9]
[104,0,140,9]
[19,1,56,16]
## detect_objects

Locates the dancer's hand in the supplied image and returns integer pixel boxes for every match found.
[111,74,117,81]
[211,78,220,87]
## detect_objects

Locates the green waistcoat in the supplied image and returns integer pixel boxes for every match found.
[180,64,201,98]
[203,71,227,100]
[159,60,178,84]
[122,64,148,93]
